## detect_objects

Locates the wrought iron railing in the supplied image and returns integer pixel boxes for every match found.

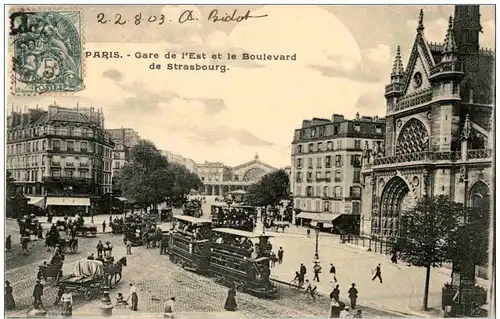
[468,149,493,160]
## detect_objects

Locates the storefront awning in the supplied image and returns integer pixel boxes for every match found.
[296,212,320,219]
[46,197,91,206]
[315,213,342,222]
[27,196,46,208]
[310,221,334,228]
[116,197,128,202]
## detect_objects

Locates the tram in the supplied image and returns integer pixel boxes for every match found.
[211,204,257,232]
[168,215,212,272]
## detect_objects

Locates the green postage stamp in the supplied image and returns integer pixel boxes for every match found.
[9,10,84,95]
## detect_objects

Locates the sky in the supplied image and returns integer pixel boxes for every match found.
[8,5,495,168]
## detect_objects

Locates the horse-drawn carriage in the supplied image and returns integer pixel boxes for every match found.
[59,259,107,300]
[110,220,126,234]
[18,215,41,236]
[37,262,63,282]
[75,224,97,237]
[160,208,173,222]
[266,221,290,233]
[183,201,202,218]
[123,224,145,246]
[58,237,78,254]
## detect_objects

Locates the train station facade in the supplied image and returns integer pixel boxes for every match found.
[198,154,277,196]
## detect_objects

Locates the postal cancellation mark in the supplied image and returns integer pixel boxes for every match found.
[9,10,85,95]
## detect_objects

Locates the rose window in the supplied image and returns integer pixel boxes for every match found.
[396,119,429,155]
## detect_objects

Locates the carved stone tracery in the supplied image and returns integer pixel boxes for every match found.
[396,118,429,155]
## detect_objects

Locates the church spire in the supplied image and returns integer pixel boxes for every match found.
[442,16,458,55]
[417,9,424,33]
[390,46,404,82]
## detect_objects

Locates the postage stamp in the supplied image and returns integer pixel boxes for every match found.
[9,10,85,95]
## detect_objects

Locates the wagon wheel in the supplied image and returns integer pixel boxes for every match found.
[84,289,93,301]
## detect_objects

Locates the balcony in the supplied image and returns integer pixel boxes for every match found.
[334,178,342,183]
[42,176,93,183]
[372,149,492,169]
[385,82,404,94]
[429,61,463,79]
[79,162,89,168]
[392,88,433,113]
[295,178,303,183]
[306,178,313,183]
[316,178,331,183]
[65,162,75,168]
[51,162,61,167]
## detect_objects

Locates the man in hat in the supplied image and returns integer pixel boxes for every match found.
[128,283,138,311]
[329,263,337,283]
[330,284,340,302]
[348,283,358,309]
[96,240,104,258]
[299,263,307,285]
[33,280,44,309]
[312,261,322,282]
[372,263,382,283]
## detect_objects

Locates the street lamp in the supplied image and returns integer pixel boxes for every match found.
[314,225,320,261]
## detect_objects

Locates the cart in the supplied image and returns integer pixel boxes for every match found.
[37,262,63,282]
[76,224,97,237]
[59,238,78,254]
[59,259,106,301]
[160,208,173,222]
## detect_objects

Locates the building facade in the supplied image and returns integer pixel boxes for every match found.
[198,154,277,196]
[162,150,198,174]
[291,114,386,226]
[107,128,141,196]
[6,105,114,211]
[360,6,493,251]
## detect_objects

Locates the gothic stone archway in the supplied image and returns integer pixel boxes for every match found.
[378,176,411,237]
[469,180,490,208]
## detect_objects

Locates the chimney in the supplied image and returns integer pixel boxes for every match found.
[332,114,345,122]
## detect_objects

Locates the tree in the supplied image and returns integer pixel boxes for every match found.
[119,140,173,210]
[247,169,290,207]
[119,140,203,210]
[397,195,462,311]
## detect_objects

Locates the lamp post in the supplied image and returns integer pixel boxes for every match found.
[314,225,320,261]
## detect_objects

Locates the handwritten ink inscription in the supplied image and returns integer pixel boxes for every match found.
[96,9,268,26]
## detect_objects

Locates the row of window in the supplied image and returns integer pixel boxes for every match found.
[296,155,362,169]
[8,125,109,142]
[295,169,361,184]
[299,124,383,140]
[295,185,361,198]
[6,155,111,171]
[294,198,361,214]
[6,139,112,156]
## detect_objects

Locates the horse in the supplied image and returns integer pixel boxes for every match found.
[104,256,127,288]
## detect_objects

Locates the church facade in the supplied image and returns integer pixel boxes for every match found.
[199,154,277,196]
[360,5,493,251]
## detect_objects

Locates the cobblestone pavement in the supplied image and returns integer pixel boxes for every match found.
[6,223,399,318]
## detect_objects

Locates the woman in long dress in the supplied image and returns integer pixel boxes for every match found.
[5,281,16,310]
[224,284,237,311]
[60,289,73,316]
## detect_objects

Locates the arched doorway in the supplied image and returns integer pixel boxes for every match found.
[207,185,213,196]
[469,180,490,208]
[379,176,411,237]
[214,185,220,196]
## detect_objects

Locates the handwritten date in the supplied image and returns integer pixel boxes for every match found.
[96,9,268,26]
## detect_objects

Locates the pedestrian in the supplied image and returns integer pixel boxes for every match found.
[330,284,340,302]
[330,298,341,318]
[102,221,106,233]
[60,289,73,317]
[329,263,337,283]
[126,239,132,255]
[5,280,16,310]
[339,306,349,319]
[278,247,284,264]
[128,283,138,311]
[372,263,383,283]
[21,236,29,253]
[33,280,44,309]
[348,283,358,309]
[224,283,237,311]
[38,224,44,239]
[109,216,112,225]
[87,253,95,260]
[304,280,317,300]
[164,297,175,318]
[391,251,398,264]
[96,240,104,258]
[353,309,363,318]
[306,228,311,238]
[54,284,65,305]
[313,261,322,282]
[299,263,307,284]
[5,235,12,251]
[270,251,276,267]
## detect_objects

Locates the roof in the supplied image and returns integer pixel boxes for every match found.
[174,215,212,224]
[212,203,229,208]
[213,228,273,238]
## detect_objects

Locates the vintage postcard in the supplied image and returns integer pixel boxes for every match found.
[4,4,495,319]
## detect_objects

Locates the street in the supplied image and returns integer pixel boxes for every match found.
[5,208,400,318]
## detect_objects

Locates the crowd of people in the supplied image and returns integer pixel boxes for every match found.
[213,207,256,232]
